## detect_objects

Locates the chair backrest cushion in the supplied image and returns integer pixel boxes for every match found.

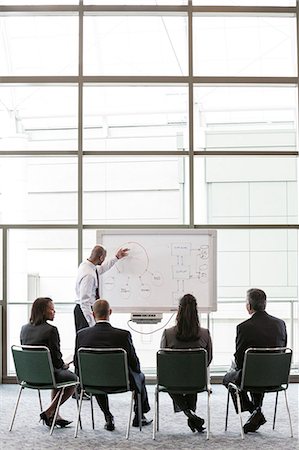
[78,348,129,391]
[242,349,292,389]
[12,345,54,386]
[157,349,207,392]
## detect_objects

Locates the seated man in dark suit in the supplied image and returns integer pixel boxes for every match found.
[74,299,151,431]
[223,288,287,433]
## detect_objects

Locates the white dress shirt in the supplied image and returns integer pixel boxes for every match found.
[75,257,117,326]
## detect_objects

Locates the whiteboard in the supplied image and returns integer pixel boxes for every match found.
[97,229,217,313]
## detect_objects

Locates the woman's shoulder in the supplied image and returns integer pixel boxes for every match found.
[27,321,58,334]
[199,326,212,341]
[164,326,177,336]
[42,322,60,341]
[46,322,59,333]
[199,326,210,335]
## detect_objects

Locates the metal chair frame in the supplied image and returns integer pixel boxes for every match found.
[153,348,211,440]
[9,345,79,435]
[225,347,293,439]
[75,347,142,439]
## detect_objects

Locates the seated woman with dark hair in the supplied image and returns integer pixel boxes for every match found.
[20,297,77,428]
[160,293,213,433]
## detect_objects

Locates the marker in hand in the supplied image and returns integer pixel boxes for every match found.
[116,248,130,259]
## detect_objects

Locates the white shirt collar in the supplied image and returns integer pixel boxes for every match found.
[86,259,96,269]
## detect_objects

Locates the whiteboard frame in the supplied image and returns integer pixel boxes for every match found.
[97,228,217,313]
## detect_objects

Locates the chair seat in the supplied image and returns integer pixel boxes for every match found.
[84,386,129,395]
[158,385,207,394]
[243,385,286,394]
[22,380,78,390]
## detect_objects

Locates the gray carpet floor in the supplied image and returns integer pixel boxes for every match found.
[0,384,298,449]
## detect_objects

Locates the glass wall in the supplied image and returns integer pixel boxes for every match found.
[0,1,298,378]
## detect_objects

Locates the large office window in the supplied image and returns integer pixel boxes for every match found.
[0,1,298,379]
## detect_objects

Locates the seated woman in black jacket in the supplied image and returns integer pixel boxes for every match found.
[160,293,213,433]
[20,297,77,428]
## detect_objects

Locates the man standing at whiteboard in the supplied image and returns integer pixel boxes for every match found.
[74,245,129,331]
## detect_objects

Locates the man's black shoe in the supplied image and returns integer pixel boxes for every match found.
[104,415,115,431]
[132,415,153,427]
[243,408,267,433]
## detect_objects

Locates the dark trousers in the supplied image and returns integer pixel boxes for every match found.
[130,370,150,415]
[169,393,197,413]
[73,305,89,393]
[95,371,150,418]
[74,304,89,332]
[54,367,78,383]
[223,369,264,413]
[95,394,111,419]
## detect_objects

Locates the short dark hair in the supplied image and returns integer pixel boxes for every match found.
[30,297,53,325]
[93,299,110,319]
[247,288,266,312]
[90,245,106,260]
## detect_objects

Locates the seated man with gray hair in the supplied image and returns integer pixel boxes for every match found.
[223,288,287,433]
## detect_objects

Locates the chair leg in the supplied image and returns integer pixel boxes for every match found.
[126,390,134,440]
[225,389,230,431]
[206,389,211,440]
[8,386,24,431]
[137,392,142,431]
[74,390,84,438]
[284,390,293,438]
[156,389,159,432]
[74,388,82,430]
[152,386,158,440]
[90,394,95,430]
[235,390,244,440]
[38,389,43,412]
[273,391,278,430]
[50,387,64,436]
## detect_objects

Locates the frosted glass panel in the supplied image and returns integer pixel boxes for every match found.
[83,156,188,224]
[193,16,296,76]
[194,86,297,152]
[194,156,298,225]
[0,16,78,76]
[0,230,2,299]
[0,157,77,224]
[7,229,77,303]
[84,1,187,4]
[0,85,78,151]
[4,1,78,3]
[193,1,295,5]
[84,15,187,76]
[217,229,298,300]
[83,85,188,151]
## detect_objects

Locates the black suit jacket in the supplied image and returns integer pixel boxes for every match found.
[234,311,287,370]
[74,322,141,375]
[20,322,64,370]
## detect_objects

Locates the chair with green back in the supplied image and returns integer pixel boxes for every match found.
[153,348,211,440]
[225,347,293,439]
[9,345,79,435]
[75,347,141,439]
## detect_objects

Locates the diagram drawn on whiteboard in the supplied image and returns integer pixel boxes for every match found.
[99,230,216,312]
